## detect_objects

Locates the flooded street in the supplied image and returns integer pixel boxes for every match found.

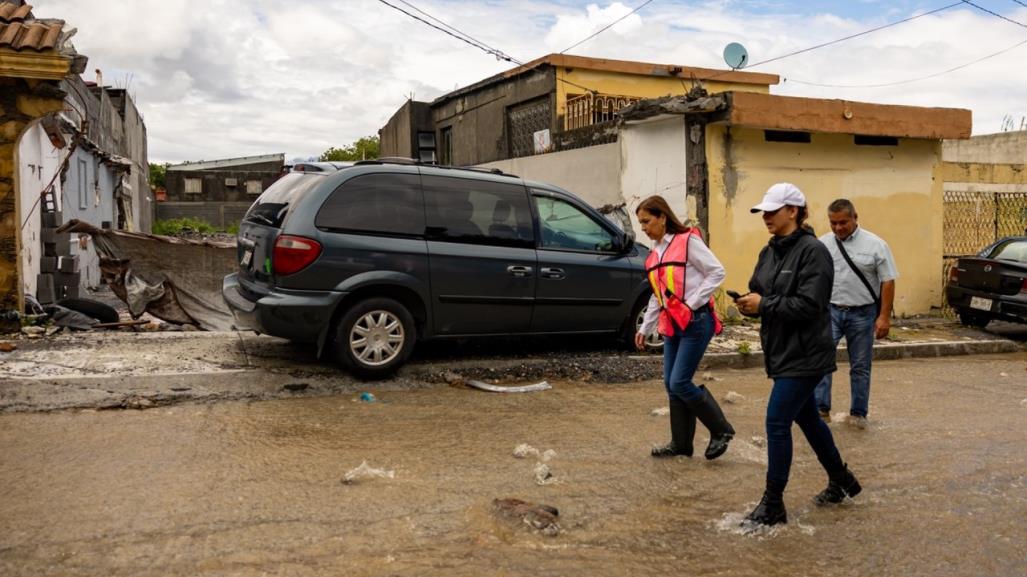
[1,354,1024,577]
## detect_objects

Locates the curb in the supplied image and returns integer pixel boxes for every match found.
[700,338,1022,370]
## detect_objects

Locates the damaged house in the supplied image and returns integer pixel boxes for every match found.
[1,2,148,316]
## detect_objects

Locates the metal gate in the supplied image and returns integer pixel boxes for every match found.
[942,190,1027,315]
[507,97,551,159]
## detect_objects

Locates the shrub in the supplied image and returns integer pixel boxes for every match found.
[152,217,216,236]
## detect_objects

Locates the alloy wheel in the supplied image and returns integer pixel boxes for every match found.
[349,309,406,366]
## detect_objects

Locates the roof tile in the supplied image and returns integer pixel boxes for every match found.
[0,3,65,52]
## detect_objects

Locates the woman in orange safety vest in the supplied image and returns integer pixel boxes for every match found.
[635,195,735,460]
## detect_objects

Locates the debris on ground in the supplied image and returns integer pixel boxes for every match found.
[465,380,551,393]
[283,383,309,392]
[512,444,556,462]
[723,391,745,404]
[533,462,557,485]
[443,371,465,386]
[650,406,670,417]
[701,371,724,382]
[342,461,395,484]
[0,341,16,352]
[751,436,767,448]
[491,498,561,536]
[122,396,155,410]
[359,392,376,402]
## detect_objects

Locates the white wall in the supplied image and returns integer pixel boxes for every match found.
[17,122,63,299]
[943,131,1027,164]
[480,143,622,205]
[619,116,689,243]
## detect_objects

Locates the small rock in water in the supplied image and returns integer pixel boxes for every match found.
[702,371,724,382]
[751,436,767,448]
[723,391,745,404]
[540,449,557,462]
[513,443,539,458]
[0,341,16,352]
[999,372,1009,377]
[651,406,670,417]
[283,382,309,392]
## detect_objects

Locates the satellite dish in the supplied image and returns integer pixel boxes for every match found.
[723,42,748,70]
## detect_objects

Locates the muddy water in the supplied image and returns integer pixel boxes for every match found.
[1,354,1025,577]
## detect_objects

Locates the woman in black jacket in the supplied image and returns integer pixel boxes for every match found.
[734,183,862,528]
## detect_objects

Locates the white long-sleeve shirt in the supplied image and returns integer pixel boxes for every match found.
[638,232,726,336]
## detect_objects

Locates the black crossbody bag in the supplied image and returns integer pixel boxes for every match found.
[834,238,881,315]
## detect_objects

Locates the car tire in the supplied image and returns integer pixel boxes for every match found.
[624,297,663,353]
[56,298,120,324]
[957,311,990,329]
[334,297,416,379]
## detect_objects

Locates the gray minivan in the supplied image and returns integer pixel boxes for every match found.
[223,160,654,378]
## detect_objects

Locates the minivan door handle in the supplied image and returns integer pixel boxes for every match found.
[540,267,565,280]
[507,265,534,277]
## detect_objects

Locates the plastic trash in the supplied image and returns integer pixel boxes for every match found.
[342,460,395,484]
[466,380,551,393]
[724,391,745,404]
[651,407,670,417]
[359,392,376,402]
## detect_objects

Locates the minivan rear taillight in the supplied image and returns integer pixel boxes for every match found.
[272,235,322,275]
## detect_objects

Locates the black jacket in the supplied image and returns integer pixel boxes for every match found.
[748,227,837,378]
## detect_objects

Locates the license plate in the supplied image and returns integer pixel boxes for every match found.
[970,296,992,311]
[240,249,253,268]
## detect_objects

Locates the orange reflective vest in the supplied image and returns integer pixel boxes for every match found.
[645,229,723,337]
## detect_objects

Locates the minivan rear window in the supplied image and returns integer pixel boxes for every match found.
[245,172,325,228]
[315,173,425,236]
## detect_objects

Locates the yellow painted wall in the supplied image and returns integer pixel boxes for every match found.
[555,68,769,118]
[706,125,943,315]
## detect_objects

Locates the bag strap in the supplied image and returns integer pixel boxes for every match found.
[834,237,880,306]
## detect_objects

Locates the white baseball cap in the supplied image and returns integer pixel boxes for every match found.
[750,182,807,213]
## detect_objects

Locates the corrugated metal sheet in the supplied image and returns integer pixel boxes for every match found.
[0,3,64,52]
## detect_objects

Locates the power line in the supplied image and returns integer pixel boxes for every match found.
[378,0,601,95]
[560,0,655,54]
[376,0,517,63]
[1010,0,1027,8]
[394,0,520,63]
[784,35,1027,88]
[962,0,1027,27]
[741,2,963,73]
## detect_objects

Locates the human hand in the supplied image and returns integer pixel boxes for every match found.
[634,332,646,351]
[736,293,762,315]
[875,316,891,339]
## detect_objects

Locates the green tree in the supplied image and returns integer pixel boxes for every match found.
[148,162,169,188]
[319,136,380,162]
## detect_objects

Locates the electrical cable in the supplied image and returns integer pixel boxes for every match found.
[376,0,517,62]
[961,0,1027,27]
[560,0,655,54]
[1009,0,1027,8]
[784,35,1027,88]
[393,0,520,63]
[703,1,963,84]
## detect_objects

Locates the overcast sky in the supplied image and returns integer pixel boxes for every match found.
[33,0,1027,164]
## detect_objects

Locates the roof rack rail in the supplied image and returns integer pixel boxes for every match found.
[350,157,519,178]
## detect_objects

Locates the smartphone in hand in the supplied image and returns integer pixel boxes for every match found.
[726,290,743,300]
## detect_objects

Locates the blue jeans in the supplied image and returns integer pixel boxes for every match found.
[815,304,876,417]
[766,376,845,488]
[662,307,714,404]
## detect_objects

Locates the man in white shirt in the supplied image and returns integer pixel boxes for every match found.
[816,199,898,428]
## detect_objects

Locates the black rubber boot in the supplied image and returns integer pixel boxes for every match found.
[744,481,787,527]
[688,385,735,460]
[651,397,696,458]
[814,463,862,505]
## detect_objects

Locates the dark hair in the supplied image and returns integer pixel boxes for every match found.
[636,195,689,234]
[827,198,856,216]
[796,205,813,232]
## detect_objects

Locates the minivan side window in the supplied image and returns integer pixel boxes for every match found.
[315,173,425,236]
[422,175,534,248]
[534,195,617,252]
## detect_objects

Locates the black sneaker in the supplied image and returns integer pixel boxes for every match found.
[814,465,862,505]
[744,491,787,527]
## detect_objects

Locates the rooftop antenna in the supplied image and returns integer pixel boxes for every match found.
[723,42,749,70]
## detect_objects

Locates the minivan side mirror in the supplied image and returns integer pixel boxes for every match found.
[614,231,634,253]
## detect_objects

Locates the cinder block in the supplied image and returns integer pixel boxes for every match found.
[40,227,56,244]
[60,284,80,299]
[58,255,78,273]
[43,242,58,257]
[36,273,55,304]
[56,271,81,289]
[40,256,58,272]
[41,210,63,228]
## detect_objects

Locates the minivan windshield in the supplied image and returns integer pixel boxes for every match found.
[244,173,326,228]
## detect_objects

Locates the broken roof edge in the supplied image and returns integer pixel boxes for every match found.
[431,53,779,106]
[723,91,972,140]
